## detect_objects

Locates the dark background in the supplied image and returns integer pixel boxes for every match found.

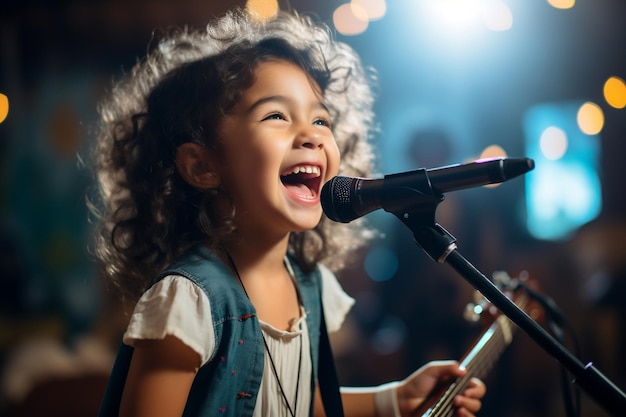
[1,0,625,416]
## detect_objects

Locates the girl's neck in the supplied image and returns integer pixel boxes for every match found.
[222,233,290,282]
[223,233,303,332]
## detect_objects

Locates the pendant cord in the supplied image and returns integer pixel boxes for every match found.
[226,252,302,417]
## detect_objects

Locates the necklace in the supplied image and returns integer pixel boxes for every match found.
[226,252,303,417]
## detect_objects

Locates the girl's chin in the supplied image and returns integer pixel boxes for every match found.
[289,212,323,231]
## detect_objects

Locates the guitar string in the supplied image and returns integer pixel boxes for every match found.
[432,320,513,417]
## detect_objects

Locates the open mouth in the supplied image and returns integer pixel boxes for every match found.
[280,165,322,199]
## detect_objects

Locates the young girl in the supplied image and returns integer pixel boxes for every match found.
[92,9,485,417]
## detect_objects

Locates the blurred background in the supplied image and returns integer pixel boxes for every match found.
[1,0,625,416]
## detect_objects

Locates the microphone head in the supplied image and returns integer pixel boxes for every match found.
[321,176,356,223]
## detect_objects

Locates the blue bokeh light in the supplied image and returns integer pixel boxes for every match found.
[523,101,602,240]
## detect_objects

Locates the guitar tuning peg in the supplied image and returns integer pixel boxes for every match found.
[492,270,512,287]
[492,270,524,292]
[464,301,484,323]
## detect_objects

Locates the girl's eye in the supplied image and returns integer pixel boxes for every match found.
[314,117,332,128]
[262,112,286,121]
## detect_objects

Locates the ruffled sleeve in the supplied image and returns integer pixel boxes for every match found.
[319,264,355,333]
[123,275,215,366]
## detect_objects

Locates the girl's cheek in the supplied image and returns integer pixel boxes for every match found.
[328,143,341,178]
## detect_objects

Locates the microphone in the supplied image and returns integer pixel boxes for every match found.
[321,157,534,223]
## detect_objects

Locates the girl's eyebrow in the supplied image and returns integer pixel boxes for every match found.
[246,95,330,114]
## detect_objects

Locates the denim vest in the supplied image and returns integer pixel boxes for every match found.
[98,245,322,417]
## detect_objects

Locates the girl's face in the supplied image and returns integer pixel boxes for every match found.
[216,59,340,241]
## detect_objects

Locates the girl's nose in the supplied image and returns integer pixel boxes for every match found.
[295,125,325,149]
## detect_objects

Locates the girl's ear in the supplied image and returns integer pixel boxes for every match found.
[175,143,221,190]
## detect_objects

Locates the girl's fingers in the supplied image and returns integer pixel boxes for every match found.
[453,395,482,412]
[464,377,487,398]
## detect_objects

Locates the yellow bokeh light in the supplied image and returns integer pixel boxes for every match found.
[334,3,369,36]
[245,0,279,21]
[603,76,626,109]
[0,93,8,124]
[352,0,387,21]
[348,2,369,22]
[479,144,507,160]
[577,102,604,135]
[547,0,575,9]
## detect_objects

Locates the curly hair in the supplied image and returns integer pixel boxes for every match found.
[90,9,377,301]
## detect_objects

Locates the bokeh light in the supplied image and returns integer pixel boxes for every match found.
[245,0,279,20]
[603,76,626,109]
[547,0,576,10]
[481,0,513,32]
[577,101,604,135]
[334,3,369,35]
[364,246,399,282]
[0,93,8,124]
[352,0,387,21]
[540,126,568,160]
[479,144,508,160]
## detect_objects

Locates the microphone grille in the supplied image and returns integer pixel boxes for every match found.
[321,176,355,223]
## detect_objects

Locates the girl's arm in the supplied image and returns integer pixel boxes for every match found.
[119,335,201,417]
[314,361,485,417]
[313,387,377,417]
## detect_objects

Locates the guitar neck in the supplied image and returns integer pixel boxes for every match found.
[419,294,528,417]
[461,311,517,380]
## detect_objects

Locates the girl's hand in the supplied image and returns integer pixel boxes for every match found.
[396,360,486,417]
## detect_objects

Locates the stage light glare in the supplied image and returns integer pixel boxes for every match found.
[603,76,626,109]
[431,0,481,30]
[547,0,576,10]
[334,3,369,35]
[352,0,387,21]
[540,126,568,160]
[577,102,604,135]
[0,93,8,124]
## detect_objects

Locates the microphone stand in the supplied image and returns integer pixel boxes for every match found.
[380,179,626,417]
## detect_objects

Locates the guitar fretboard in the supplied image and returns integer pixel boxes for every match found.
[423,295,528,417]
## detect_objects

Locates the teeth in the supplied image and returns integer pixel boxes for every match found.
[286,165,320,176]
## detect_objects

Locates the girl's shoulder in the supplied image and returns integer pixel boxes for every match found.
[318,263,355,333]
[157,245,237,293]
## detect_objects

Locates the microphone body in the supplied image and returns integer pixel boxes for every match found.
[321,157,534,223]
